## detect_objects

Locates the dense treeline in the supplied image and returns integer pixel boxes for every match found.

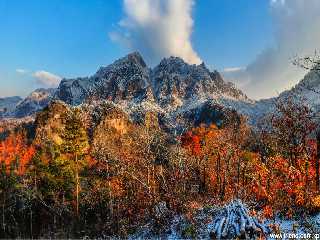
[0,97,319,238]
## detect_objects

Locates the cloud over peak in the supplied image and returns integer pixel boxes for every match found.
[32,70,62,87]
[110,0,201,66]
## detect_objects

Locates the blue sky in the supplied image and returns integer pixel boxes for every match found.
[0,0,275,97]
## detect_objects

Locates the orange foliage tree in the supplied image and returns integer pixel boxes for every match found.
[181,117,319,217]
[0,133,35,175]
[181,122,254,201]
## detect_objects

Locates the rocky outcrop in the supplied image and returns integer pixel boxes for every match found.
[179,100,241,128]
[32,99,161,150]
[33,100,71,146]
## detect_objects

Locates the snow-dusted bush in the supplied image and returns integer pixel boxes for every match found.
[210,200,270,239]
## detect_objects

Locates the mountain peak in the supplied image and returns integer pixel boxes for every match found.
[158,56,188,69]
[104,52,147,70]
[126,52,147,68]
[95,52,147,78]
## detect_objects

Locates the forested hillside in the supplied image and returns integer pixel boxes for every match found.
[1,93,320,238]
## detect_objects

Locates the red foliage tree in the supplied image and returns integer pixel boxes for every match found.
[0,133,35,175]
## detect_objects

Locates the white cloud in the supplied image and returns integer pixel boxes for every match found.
[222,67,245,73]
[110,0,201,66]
[270,0,285,5]
[32,70,62,87]
[16,69,28,74]
[228,0,320,99]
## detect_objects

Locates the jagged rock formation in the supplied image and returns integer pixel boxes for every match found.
[1,52,253,131]
[54,52,250,109]
[151,57,250,109]
[55,53,151,105]
[33,100,71,146]
[52,52,251,132]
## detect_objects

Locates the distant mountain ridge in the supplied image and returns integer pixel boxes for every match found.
[14,88,55,118]
[0,96,22,117]
[1,89,55,118]
[278,69,320,110]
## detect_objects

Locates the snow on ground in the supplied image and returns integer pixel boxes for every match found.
[266,214,320,239]
[129,200,272,239]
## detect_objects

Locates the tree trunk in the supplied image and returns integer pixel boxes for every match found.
[107,163,113,219]
[217,153,221,194]
[203,164,206,193]
[237,152,241,198]
[2,196,5,233]
[75,154,79,218]
[30,206,33,239]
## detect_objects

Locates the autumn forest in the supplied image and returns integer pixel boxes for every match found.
[0,94,320,238]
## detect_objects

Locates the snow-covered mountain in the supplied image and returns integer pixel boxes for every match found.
[230,68,320,125]
[55,52,151,106]
[0,53,262,131]
[3,53,320,129]
[54,52,251,108]
[51,52,253,130]
[3,52,320,131]
[278,69,320,110]
[150,57,250,109]
[0,52,286,129]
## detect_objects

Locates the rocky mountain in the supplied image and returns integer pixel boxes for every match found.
[0,53,254,131]
[55,53,151,106]
[54,52,250,109]
[150,57,250,109]
[3,53,320,131]
[51,52,251,131]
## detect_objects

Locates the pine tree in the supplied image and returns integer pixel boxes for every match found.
[61,109,89,217]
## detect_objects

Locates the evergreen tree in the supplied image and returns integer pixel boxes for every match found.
[61,109,89,217]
